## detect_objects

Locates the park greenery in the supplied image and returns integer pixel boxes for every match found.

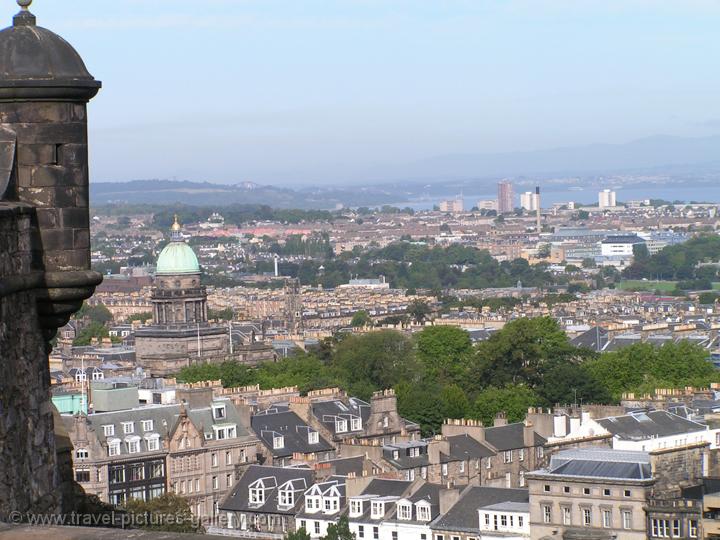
[176,317,719,435]
[623,235,720,283]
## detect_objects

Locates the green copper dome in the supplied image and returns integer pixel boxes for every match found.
[156,241,200,275]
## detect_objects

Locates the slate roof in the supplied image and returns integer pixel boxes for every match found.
[312,398,370,436]
[596,410,708,441]
[384,483,442,524]
[383,441,430,469]
[431,487,529,533]
[220,465,315,515]
[570,326,609,352]
[63,399,254,456]
[317,456,367,477]
[447,434,495,460]
[350,479,413,523]
[483,422,546,451]
[251,409,334,458]
[530,449,652,482]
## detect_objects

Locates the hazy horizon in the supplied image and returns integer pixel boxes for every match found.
[7,0,720,185]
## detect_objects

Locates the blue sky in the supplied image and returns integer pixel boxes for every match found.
[5,0,720,185]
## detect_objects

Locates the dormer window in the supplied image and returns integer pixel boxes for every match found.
[249,485,265,505]
[324,497,339,513]
[382,416,389,428]
[308,431,319,444]
[336,419,348,433]
[350,500,363,517]
[215,425,237,440]
[107,439,121,457]
[126,436,141,454]
[122,422,134,435]
[371,501,385,519]
[146,435,160,452]
[213,405,226,420]
[393,450,400,460]
[141,420,154,432]
[351,417,362,431]
[75,448,89,460]
[305,495,321,513]
[279,490,294,508]
[398,503,412,520]
[417,504,431,522]
[103,425,115,437]
[273,436,285,449]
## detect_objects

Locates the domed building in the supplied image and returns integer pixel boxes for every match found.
[135,218,275,376]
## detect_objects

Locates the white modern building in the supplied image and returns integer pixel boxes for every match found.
[598,189,617,208]
[520,192,538,212]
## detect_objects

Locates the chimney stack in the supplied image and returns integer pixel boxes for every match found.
[535,186,541,232]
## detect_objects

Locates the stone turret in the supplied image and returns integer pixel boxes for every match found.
[0,0,101,518]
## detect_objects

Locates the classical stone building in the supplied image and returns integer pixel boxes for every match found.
[0,0,101,517]
[136,217,275,376]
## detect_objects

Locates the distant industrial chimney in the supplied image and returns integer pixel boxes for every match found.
[535,186,541,232]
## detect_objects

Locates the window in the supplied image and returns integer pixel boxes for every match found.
[442,463,448,476]
[141,420,153,431]
[336,419,348,433]
[398,503,412,520]
[689,519,698,538]
[583,487,591,495]
[624,489,631,497]
[350,500,363,516]
[371,501,384,519]
[486,457,492,469]
[351,417,362,431]
[459,461,465,473]
[602,510,611,528]
[603,488,611,496]
[103,425,115,437]
[211,453,218,467]
[622,510,632,530]
[129,464,144,481]
[672,520,680,537]
[519,448,525,461]
[519,471,525,487]
[501,515,507,527]
[582,508,591,527]
[373,527,379,540]
[421,466,427,479]
[652,519,670,538]
[544,485,551,492]
[518,516,523,527]
[563,486,570,493]
[149,462,163,478]
[226,451,232,465]
[212,476,219,490]
[562,506,571,525]
[300,520,307,532]
[504,450,513,463]
[249,486,264,504]
[542,505,551,524]
[146,436,160,452]
[358,526,364,539]
[213,405,226,419]
[417,505,431,521]
[392,532,398,540]
[279,490,294,508]
[127,439,140,454]
[308,431,319,444]
[75,469,90,483]
[109,467,125,484]
[273,436,284,449]
[122,422,134,434]
[75,448,89,460]
[314,522,321,535]
[215,425,237,440]
[382,416,389,428]
[226,473,233,488]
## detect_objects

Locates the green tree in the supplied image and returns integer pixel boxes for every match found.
[472,385,538,426]
[75,302,113,325]
[536,359,612,406]
[123,493,203,534]
[332,331,418,399]
[127,311,153,323]
[440,384,470,419]
[407,299,432,323]
[415,326,473,384]
[469,317,575,391]
[350,310,371,327]
[208,307,234,321]
[323,517,355,540]
[395,380,444,436]
[286,528,312,540]
[698,292,719,304]
[73,321,110,346]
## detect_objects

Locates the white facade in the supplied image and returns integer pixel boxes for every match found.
[348,495,434,540]
[600,239,641,257]
[478,502,530,539]
[520,192,538,212]
[598,189,617,208]
[477,199,498,211]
